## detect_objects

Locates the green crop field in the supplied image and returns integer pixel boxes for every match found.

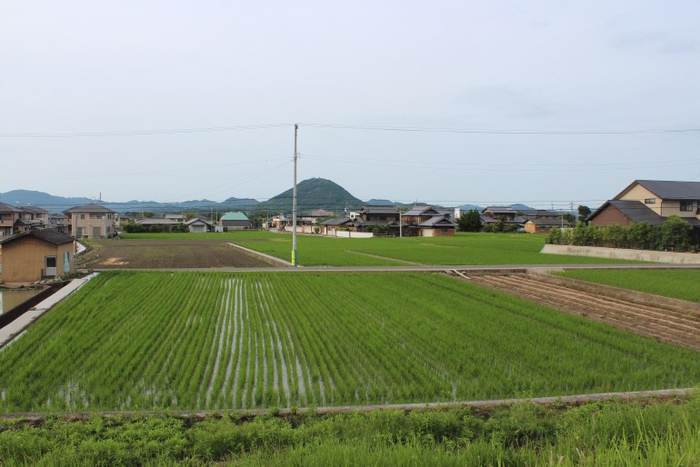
[1,271,697,413]
[560,269,700,303]
[120,231,635,266]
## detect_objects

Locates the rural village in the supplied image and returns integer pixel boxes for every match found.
[2,1,700,464]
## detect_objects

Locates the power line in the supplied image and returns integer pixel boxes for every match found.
[303,153,700,172]
[2,122,700,138]
[302,123,700,136]
[0,123,291,138]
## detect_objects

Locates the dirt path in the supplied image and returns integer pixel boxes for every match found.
[453,272,700,351]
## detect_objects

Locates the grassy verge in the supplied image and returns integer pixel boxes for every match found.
[559,269,700,303]
[1,394,698,466]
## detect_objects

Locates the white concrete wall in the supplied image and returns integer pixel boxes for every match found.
[541,244,700,264]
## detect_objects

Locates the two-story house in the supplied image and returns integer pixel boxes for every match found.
[588,180,700,229]
[64,203,116,238]
[0,203,25,237]
[402,205,456,237]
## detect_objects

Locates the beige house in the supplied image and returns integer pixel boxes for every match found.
[0,203,25,237]
[64,203,116,238]
[0,230,75,283]
[588,180,700,228]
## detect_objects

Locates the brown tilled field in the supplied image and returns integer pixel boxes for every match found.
[452,272,700,351]
[78,239,271,269]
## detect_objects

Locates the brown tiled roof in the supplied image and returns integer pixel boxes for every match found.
[0,229,74,246]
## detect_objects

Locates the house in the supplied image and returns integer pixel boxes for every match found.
[220,212,252,230]
[0,229,75,283]
[49,213,70,234]
[135,217,181,231]
[64,203,116,238]
[165,214,186,223]
[524,218,567,233]
[309,209,335,218]
[186,217,212,233]
[20,206,49,230]
[588,180,700,229]
[0,202,25,237]
[481,206,518,220]
[321,217,363,235]
[402,205,455,237]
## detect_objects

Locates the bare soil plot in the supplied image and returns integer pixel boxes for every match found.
[79,239,271,269]
[457,272,700,351]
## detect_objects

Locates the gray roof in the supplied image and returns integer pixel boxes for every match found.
[64,203,115,214]
[361,205,399,215]
[482,206,516,214]
[0,228,74,246]
[0,202,24,213]
[419,216,456,227]
[322,217,353,226]
[589,200,665,225]
[403,205,450,217]
[136,218,180,226]
[620,180,700,200]
[186,218,212,226]
[21,206,49,214]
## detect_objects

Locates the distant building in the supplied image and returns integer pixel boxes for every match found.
[402,206,455,237]
[64,203,116,238]
[0,203,25,237]
[0,229,75,283]
[220,212,252,230]
[186,217,212,233]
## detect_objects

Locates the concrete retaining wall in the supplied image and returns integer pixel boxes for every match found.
[541,244,700,264]
[326,231,374,239]
[226,243,291,267]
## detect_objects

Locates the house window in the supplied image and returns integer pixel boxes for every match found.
[680,201,694,212]
[644,198,656,204]
[80,214,85,219]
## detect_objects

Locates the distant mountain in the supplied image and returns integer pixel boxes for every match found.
[458,204,483,212]
[365,199,395,206]
[0,190,94,212]
[256,178,363,214]
[220,197,259,210]
[509,203,536,211]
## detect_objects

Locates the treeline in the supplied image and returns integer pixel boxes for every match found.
[122,221,188,233]
[547,215,697,252]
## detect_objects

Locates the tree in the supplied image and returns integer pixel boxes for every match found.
[577,205,592,221]
[603,224,627,248]
[661,216,692,251]
[457,209,482,232]
[562,213,576,225]
[627,222,655,249]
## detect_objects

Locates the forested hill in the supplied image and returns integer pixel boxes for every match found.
[255,178,363,215]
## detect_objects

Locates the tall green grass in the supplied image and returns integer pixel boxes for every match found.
[1,395,698,466]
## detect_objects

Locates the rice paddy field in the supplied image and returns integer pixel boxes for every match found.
[1,271,698,413]
[560,269,700,303]
[120,231,635,266]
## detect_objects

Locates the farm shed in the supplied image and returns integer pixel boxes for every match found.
[186,217,212,233]
[0,229,75,283]
[220,212,252,230]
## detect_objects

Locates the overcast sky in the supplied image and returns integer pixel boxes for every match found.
[2,1,700,208]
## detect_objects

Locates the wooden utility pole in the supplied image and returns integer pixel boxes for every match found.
[292,124,298,267]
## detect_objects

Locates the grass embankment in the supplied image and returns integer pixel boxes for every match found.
[560,269,700,303]
[1,271,697,413]
[1,395,699,466]
[120,231,636,266]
